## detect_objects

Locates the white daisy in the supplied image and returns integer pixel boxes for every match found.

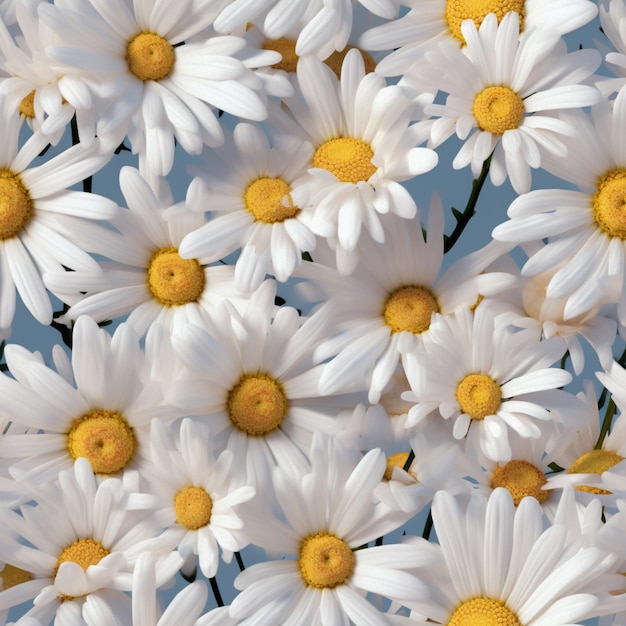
[168,279,356,490]
[0,315,182,484]
[40,0,281,177]
[140,418,255,579]
[0,0,95,144]
[402,305,577,462]
[177,122,317,292]
[228,434,434,624]
[45,166,251,339]
[401,12,602,194]
[296,199,515,404]
[598,0,626,97]
[0,458,181,625]
[492,94,626,325]
[360,0,599,76]
[404,487,625,625]
[0,101,114,336]
[271,48,438,274]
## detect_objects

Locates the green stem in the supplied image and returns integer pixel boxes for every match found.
[595,398,616,450]
[444,153,493,253]
[235,551,245,571]
[209,576,224,607]
[402,449,415,472]
[422,509,433,540]
[70,115,92,193]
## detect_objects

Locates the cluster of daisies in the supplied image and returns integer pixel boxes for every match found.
[2,0,626,624]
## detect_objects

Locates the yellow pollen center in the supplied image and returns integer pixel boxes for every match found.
[445,0,526,44]
[447,597,522,626]
[568,448,625,495]
[383,286,440,334]
[490,459,549,505]
[299,533,355,589]
[67,409,136,475]
[126,32,175,81]
[324,46,377,78]
[56,539,110,575]
[244,177,300,223]
[0,564,32,590]
[313,137,377,184]
[593,169,626,239]
[456,374,501,420]
[174,486,213,530]
[263,37,299,73]
[227,373,287,436]
[147,248,206,306]
[384,452,417,481]
[473,86,524,135]
[0,169,33,240]
[18,90,36,118]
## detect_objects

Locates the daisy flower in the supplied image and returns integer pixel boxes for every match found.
[272,48,438,274]
[140,418,255,579]
[0,0,95,144]
[360,0,598,76]
[548,375,626,507]
[401,12,601,194]
[46,166,250,339]
[296,199,515,404]
[40,0,282,177]
[402,305,576,462]
[0,315,182,484]
[0,101,114,336]
[597,0,626,97]
[228,434,434,624]
[177,122,317,292]
[405,487,625,625]
[0,458,181,625]
[492,94,626,325]
[168,279,356,490]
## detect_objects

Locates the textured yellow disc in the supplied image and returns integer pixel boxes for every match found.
[67,409,136,475]
[445,0,526,44]
[0,169,33,240]
[490,459,549,505]
[148,248,206,306]
[0,564,32,590]
[227,373,287,436]
[456,374,501,420]
[324,45,376,78]
[568,448,625,495]
[18,90,36,118]
[448,597,522,626]
[56,538,110,574]
[593,169,626,239]
[127,32,175,81]
[313,137,377,184]
[263,37,299,73]
[383,452,417,481]
[383,286,440,334]
[244,177,299,223]
[473,86,524,135]
[299,533,355,589]
[174,486,213,530]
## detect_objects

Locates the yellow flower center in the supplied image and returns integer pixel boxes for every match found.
[490,459,549,506]
[448,597,522,626]
[126,32,175,81]
[383,286,440,334]
[456,374,501,420]
[445,0,526,44]
[324,45,377,78]
[568,448,625,495]
[244,177,300,223]
[299,533,355,589]
[174,486,213,530]
[473,86,524,135]
[593,169,626,239]
[56,538,110,575]
[263,37,299,73]
[0,169,33,240]
[18,90,36,118]
[313,137,377,184]
[0,564,33,590]
[384,451,417,481]
[147,248,206,306]
[227,373,287,436]
[67,409,137,475]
